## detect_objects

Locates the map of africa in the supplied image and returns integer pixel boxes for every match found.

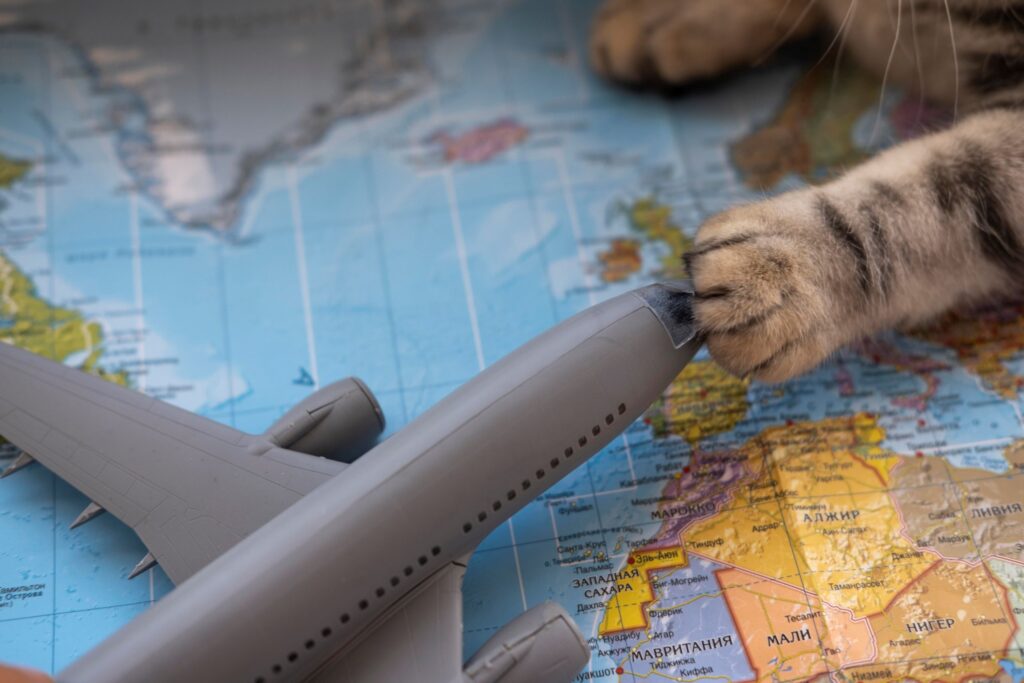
[1,0,1022,680]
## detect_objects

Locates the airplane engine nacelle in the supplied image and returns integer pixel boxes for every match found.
[462,602,590,683]
[263,378,384,463]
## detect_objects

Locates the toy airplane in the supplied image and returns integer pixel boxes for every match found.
[0,281,701,683]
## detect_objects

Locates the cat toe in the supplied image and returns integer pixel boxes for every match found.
[588,0,723,87]
[589,1,658,85]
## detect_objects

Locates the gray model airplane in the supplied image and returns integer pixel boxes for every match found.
[0,281,700,683]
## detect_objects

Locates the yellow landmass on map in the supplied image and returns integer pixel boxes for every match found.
[682,415,933,618]
[914,305,1024,400]
[648,360,750,446]
[764,413,896,496]
[598,546,687,635]
[788,490,932,617]
[684,492,800,582]
[858,450,901,487]
[731,60,880,189]
[0,250,126,384]
[0,153,31,189]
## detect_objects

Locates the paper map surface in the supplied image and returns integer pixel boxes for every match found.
[0,0,1022,680]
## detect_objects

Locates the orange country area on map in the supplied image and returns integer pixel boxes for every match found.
[718,567,873,683]
[864,560,1017,683]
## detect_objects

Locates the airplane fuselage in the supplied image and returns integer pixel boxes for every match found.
[62,284,699,683]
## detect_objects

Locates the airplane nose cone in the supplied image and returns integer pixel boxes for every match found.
[633,280,700,349]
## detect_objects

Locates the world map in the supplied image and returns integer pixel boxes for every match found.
[0,0,1022,681]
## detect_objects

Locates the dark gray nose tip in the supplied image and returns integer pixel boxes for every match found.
[634,280,699,349]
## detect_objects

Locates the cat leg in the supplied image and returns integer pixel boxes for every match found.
[589,0,824,87]
[687,108,1024,381]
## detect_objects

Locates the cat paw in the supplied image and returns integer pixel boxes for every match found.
[686,203,844,382]
[589,0,736,86]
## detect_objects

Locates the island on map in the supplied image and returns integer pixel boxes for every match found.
[598,196,692,283]
[427,118,530,164]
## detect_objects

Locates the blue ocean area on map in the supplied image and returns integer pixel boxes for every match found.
[1,0,1022,680]
[1003,658,1024,683]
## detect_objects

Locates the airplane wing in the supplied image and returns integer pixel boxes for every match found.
[311,560,590,683]
[0,340,345,584]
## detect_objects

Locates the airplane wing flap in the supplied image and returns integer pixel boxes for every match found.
[310,561,466,683]
[2,413,143,523]
[0,340,346,583]
[5,405,48,442]
[0,390,193,530]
